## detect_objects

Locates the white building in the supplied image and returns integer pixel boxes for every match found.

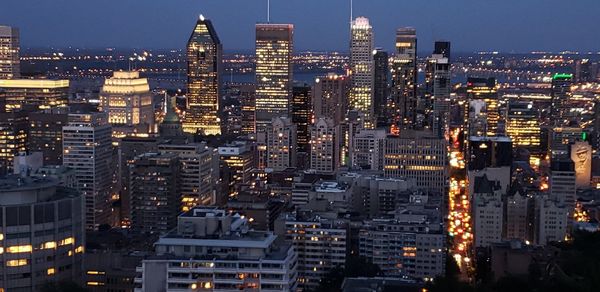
[267,117,297,171]
[534,196,568,245]
[134,208,297,292]
[310,118,337,174]
[472,175,504,248]
[351,129,386,170]
[275,212,347,290]
[63,112,113,229]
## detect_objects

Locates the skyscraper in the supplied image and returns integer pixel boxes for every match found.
[292,84,312,153]
[0,79,69,112]
[310,118,338,174]
[434,41,451,59]
[255,24,294,132]
[0,110,27,175]
[183,15,222,136]
[313,73,348,125]
[506,100,541,150]
[267,117,297,171]
[551,73,573,126]
[391,27,417,128]
[0,26,20,79]
[373,48,389,127]
[349,17,374,128]
[467,77,499,136]
[27,107,69,165]
[63,111,113,229]
[99,71,154,137]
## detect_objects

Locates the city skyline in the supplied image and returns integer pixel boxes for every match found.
[1,0,600,53]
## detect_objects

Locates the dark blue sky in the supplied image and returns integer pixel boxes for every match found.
[2,0,599,53]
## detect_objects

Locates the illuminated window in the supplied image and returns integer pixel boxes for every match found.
[6,259,28,267]
[75,245,84,253]
[41,241,57,249]
[59,237,74,246]
[6,245,32,253]
[47,268,55,275]
[86,282,105,286]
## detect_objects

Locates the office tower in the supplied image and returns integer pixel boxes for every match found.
[276,212,346,290]
[550,73,573,125]
[292,84,312,152]
[534,195,568,245]
[426,42,451,137]
[384,131,448,194]
[0,26,20,79]
[467,77,499,136]
[347,174,416,217]
[373,48,389,127]
[0,176,84,290]
[255,24,294,132]
[119,136,159,225]
[27,108,69,165]
[0,79,69,112]
[349,17,374,127]
[159,96,186,142]
[135,208,298,291]
[550,126,583,158]
[550,160,577,218]
[575,59,592,82]
[338,110,365,166]
[468,136,512,171]
[266,117,297,171]
[218,141,254,197]
[359,215,445,281]
[63,111,113,229]
[130,153,180,234]
[0,110,27,175]
[183,15,222,136]
[391,27,417,128]
[99,71,154,137]
[506,100,541,150]
[434,41,451,59]
[158,142,219,209]
[238,84,256,134]
[313,73,348,125]
[310,118,337,174]
[351,128,386,171]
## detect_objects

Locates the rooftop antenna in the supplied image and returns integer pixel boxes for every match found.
[350,0,353,24]
[267,0,271,23]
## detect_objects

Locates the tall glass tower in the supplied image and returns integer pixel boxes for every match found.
[349,17,374,128]
[255,24,294,132]
[184,15,222,135]
[391,27,417,129]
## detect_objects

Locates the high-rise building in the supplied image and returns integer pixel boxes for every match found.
[0,26,20,79]
[313,73,348,125]
[292,84,312,153]
[238,84,256,134]
[472,175,504,247]
[506,100,541,150]
[467,77,499,136]
[0,79,69,112]
[349,17,374,127]
[310,118,337,174]
[99,71,155,137]
[27,107,69,165]
[275,212,347,290]
[384,131,448,194]
[391,27,417,128]
[373,48,389,127]
[549,160,576,217]
[575,59,592,83]
[468,136,512,171]
[426,42,451,137]
[267,117,297,171]
[534,195,568,245]
[351,128,386,171]
[63,111,113,229]
[255,24,294,132]
[119,136,159,225]
[183,15,222,136]
[158,142,219,209]
[0,110,27,175]
[134,208,298,291]
[551,73,573,125]
[130,153,180,234]
[218,141,254,198]
[0,176,85,290]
